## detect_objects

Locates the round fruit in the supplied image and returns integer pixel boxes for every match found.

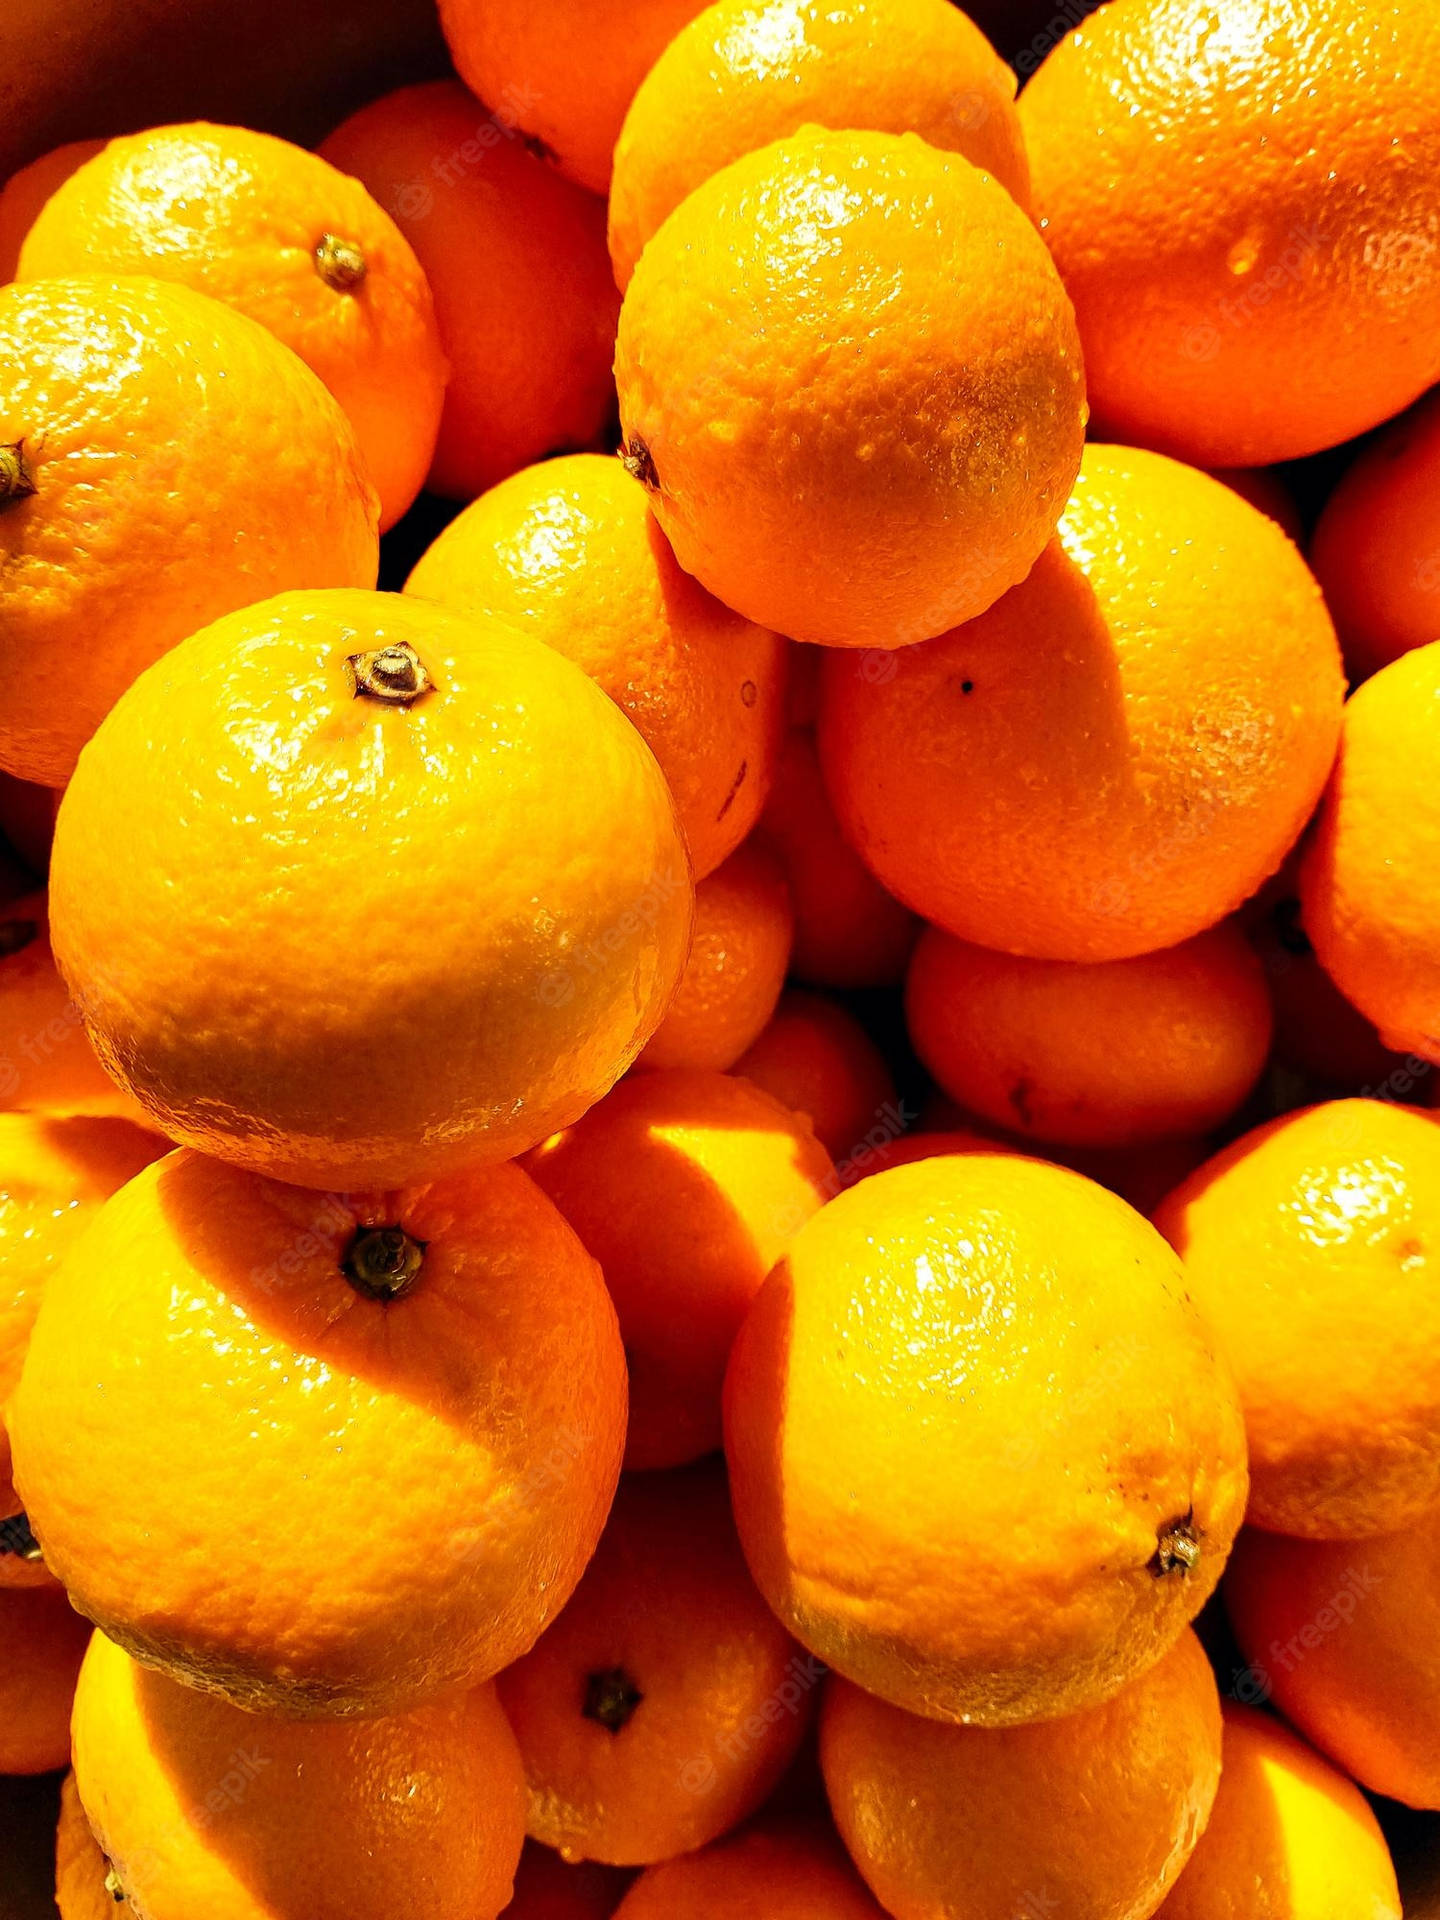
[0,1583,90,1774]
[0,141,102,282]
[0,277,378,786]
[406,453,787,879]
[321,82,620,501]
[614,1820,889,1919]
[55,1773,123,1920]
[906,921,1273,1149]
[71,1631,526,1920]
[732,989,898,1163]
[49,589,692,1188]
[526,1069,833,1469]
[615,127,1085,651]
[19,122,447,529]
[1021,0,1440,464]
[11,1149,626,1716]
[821,1629,1222,1920]
[505,1844,635,1919]
[724,1155,1249,1726]
[608,0,1030,287]
[819,444,1343,960]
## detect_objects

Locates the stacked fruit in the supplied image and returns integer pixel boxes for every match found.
[1,0,1439,1915]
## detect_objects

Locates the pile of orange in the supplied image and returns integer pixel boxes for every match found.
[1,0,1438,1915]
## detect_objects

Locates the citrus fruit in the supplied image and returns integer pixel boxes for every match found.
[0,277,378,786]
[505,1844,635,1919]
[732,989,899,1163]
[819,445,1343,960]
[526,1069,833,1469]
[0,1583,90,1774]
[613,1819,889,1919]
[18,122,447,529]
[70,1630,526,1920]
[49,589,692,1188]
[405,452,787,879]
[1160,1702,1401,1920]
[0,141,102,282]
[1021,0,1440,464]
[497,1461,815,1865]
[906,921,1273,1149]
[608,0,1030,288]
[723,1155,1248,1726]
[10,1148,627,1717]
[614,127,1085,650]
[55,1773,124,1920]
[320,82,620,501]
[822,1629,1222,1920]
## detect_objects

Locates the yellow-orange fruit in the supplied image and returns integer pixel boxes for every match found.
[614,1820,889,1919]
[732,990,899,1164]
[0,141,103,283]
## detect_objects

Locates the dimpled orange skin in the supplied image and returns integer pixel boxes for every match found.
[639,839,792,1074]
[1021,0,1440,467]
[406,453,787,879]
[906,921,1273,1150]
[1225,1520,1440,1810]
[1160,1702,1401,1920]
[49,590,691,1189]
[732,989,898,1163]
[608,0,1031,289]
[615,1820,890,1920]
[819,445,1344,961]
[497,1462,814,1866]
[505,1843,635,1919]
[1300,641,1440,1063]
[0,278,378,788]
[71,1633,526,1920]
[1154,1100,1440,1540]
[0,1583,91,1773]
[321,83,620,503]
[0,141,103,282]
[724,1155,1249,1727]
[822,1630,1222,1920]
[615,127,1086,652]
[526,1070,834,1470]
[56,1773,127,1920]
[10,1149,627,1718]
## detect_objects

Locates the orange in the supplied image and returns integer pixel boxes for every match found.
[732,989,899,1163]
[526,1069,833,1469]
[0,1583,90,1774]
[608,0,1030,289]
[0,277,378,787]
[321,82,620,502]
[1210,467,1303,543]
[758,730,917,990]
[1248,884,1408,1093]
[49,589,692,1189]
[614,127,1085,651]
[1225,1519,1440,1810]
[906,921,1272,1149]
[0,772,56,875]
[19,123,447,531]
[724,1155,1248,1726]
[614,1819,889,1919]
[497,1461,815,1865]
[819,445,1343,960]
[406,453,787,879]
[1300,639,1440,1062]
[822,1629,1222,1920]
[1153,1099,1440,1540]
[1021,0,1440,465]
[504,1844,635,1919]
[71,1630,526,1920]
[10,1148,626,1717]
[56,1773,125,1920]
[0,141,102,283]
[639,840,791,1073]
[1159,1702,1401,1920]
[1311,387,1440,682]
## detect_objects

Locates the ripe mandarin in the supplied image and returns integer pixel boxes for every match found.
[731,989,898,1162]
[0,141,102,282]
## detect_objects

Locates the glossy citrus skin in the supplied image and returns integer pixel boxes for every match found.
[504,1843,635,1919]
[71,1632,526,1920]
[724,1155,1249,1726]
[1301,641,1440,1063]
[11,1149,627,1717]
[406,454,787,879]
[823,1630,1222,1920]
[19,123,447,530]
[1021,0,1440,465]
[614,1820,889,1919]
[906,922,1273,1149]
[498,1462,814,1865]
[640,840,792,1073]
[820,445,1344,960]
[615,127,1085,651]
[321,83,620,502]
[608,0,1030,288]
[1225,1520,1440,1810]
[0,278,378,787]
[50,589,691,1188]
[0,141,102,282]
[732,989,898,1163]
[527,1070,833,1469]
[0,1583,90,1773]
[1154,1100,1440,1539]
[55,1773,127,1920]
[1160,1702,1401,1920]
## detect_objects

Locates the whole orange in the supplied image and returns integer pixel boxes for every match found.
[0,1583,90,1774]
[614,1820,889,1919]
[732,989,899,1164]
[0,141,102,282]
